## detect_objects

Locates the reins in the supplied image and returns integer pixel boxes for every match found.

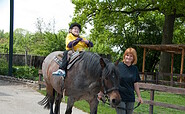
[116,102,141,110]
[99,95,141,110]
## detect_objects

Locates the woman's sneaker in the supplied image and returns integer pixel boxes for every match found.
[52,69,65,77]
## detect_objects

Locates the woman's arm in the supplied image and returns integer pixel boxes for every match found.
[134,82,143,103]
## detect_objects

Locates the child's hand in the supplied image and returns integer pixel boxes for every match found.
[77,37,83,41]
[82,39,89,44]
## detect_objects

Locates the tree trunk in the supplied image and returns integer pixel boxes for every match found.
[159,14,175,80]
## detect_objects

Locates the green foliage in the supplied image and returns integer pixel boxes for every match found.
[173,19,185,44]
[14,28,33,54]
[72,1,165,52]
[71,0,184,72]
[43,31,66,55]
[0,30,9,54]
[32,30,67,56]
[0,57,8,75]
[157,0,185,15]
[13,66,39,80]
[0,30,5,38]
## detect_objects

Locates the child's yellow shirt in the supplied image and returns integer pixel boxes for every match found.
[65,33,88,51]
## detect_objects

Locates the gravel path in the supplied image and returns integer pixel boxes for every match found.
[0,78,87,114]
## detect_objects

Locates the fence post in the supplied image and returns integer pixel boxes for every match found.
[156,72,159,84]
[149,90,154,114]
[38,70,42,90]
[144,72,147,83]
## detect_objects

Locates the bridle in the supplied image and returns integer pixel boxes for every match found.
[101,70,119,95]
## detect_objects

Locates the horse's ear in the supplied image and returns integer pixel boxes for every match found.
[100,58,106,69]
[114,58,120,66]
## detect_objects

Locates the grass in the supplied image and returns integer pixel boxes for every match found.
[38,90,185,114]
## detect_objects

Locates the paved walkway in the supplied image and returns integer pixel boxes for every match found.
[0,78,87,114]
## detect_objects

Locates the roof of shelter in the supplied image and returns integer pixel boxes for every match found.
[135,44,185,54]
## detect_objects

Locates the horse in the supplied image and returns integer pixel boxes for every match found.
[38,51,121,114]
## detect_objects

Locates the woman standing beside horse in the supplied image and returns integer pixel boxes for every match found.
[116,47,143,114]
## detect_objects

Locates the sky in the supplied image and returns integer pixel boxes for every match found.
[0,0,75,33]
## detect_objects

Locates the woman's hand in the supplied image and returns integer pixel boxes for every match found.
[97,91,106,103]
[137,97,143,104]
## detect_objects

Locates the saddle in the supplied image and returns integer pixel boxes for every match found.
[67,51,81,70]
[53,51,81,70]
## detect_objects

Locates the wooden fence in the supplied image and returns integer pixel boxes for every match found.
[138,83,185,114]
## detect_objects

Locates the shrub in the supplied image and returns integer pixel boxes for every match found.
[0,57,8,75]
[13,66,39,80]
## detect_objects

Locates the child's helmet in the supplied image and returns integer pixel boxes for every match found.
[69,23,81,31]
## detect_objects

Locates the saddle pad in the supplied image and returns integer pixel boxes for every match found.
[67,51,81,70]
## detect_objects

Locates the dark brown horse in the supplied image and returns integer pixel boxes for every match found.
[39,51,121,114]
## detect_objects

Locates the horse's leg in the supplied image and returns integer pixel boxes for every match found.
[65,97,75,114]
[49,88,55,114]
[54,93,63,114]
[88,97,99,114]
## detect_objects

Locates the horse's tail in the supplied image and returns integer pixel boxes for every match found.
[38,88,56,109]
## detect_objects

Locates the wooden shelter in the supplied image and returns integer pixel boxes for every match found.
[135,44,185,83]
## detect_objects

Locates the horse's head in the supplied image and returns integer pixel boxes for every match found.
[100,58,121,107]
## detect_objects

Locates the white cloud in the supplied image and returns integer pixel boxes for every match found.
[0,0,75,33]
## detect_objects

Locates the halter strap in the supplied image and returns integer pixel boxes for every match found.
[101,76,118,94]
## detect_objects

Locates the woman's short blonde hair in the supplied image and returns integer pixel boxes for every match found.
[122,47,137,65]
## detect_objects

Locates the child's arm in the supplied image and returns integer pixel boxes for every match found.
[81,39,94,47]
[67,37,83,48]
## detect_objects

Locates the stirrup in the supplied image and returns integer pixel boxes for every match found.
[52,69,65,77]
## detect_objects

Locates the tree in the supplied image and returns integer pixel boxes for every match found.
[0,30,9,53]
[71,0,185,77]
[14,28,33,65]
[40,30,67,56]
[0,30,5,38]
[32,17,66,56]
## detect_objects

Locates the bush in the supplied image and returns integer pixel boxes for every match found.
[13,66,39,80]
[0,57,8,75]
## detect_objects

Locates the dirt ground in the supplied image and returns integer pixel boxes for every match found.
[0,76,87,114]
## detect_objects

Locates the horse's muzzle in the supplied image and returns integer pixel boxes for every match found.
[109,91,121,108]
[112,98,121,105]
[110,98,121,108]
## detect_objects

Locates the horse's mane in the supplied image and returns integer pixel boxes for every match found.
[80,51,102,77]
[80,51,119,78]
